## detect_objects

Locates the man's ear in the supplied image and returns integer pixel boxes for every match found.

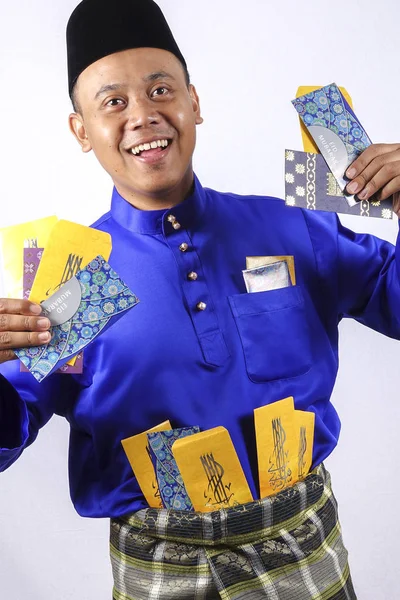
[189,84,204,125]
[69,112,92,153]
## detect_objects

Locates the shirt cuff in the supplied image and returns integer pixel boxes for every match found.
[0,374,29,464]
[396,220,400,281]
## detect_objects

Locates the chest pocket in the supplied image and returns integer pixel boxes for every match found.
[228,286,312,383]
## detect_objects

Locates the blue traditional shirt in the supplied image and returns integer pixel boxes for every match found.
[1,175,400,517]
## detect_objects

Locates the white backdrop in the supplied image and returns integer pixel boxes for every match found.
[0,0,399,598]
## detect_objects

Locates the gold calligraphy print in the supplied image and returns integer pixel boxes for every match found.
[172,426,253,512]
[201,453,235,508]
[298,426,307,480]
[46,253,83,296]
[146,444,162,501]
[24,238,39,249]
[268,417,292,492]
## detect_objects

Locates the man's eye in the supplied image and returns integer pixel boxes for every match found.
[107,98,124,107]
[151,87,169,98]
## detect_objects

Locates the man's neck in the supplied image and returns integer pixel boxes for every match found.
[114,170,195,212]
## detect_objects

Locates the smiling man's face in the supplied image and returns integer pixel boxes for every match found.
[69,47,203,210]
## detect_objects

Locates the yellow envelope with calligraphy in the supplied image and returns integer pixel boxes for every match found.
[255,397,298,498]
[29,220,112,304]
[246,256,296,286]
[172,426,253,512]
[121,420,172,508]
[294,409,315,482]
[0,216,57,298]
[255,398,315,498]
[296,86,354,153]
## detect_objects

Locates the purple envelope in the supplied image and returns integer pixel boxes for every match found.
[21,248,84,374]
[285,149,393,220]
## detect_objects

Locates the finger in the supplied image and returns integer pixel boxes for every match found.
[0,330,51,350]
[375,175,400,202]
[393,192,400,217]
[0,314,51,333]
[0,349,17,365]
[345,144,400,179]
[0,299,42,316]
[346,155,388,195]
[351,162,400,201]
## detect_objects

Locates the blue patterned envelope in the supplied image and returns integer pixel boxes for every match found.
[285,149,393,219]
[292,83,372,206]
[15,256,139,382]
[147,427,200,510]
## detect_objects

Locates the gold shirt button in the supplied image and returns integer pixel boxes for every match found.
[167,215,176,224]
[196,302,207,311]
[172,222,181,230]
[188,272,198,281]
[179,243,189,252]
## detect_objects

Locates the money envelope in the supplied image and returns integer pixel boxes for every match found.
[25,219,112,369]
[295,86,354,154]
[285,149,393,219]
[172,426,253,512]
[23,248,44,300]
[29,220,112,304]
[292,83,372,207]
[246,256,296,286]
[242,261,291,293]
[0,216,57,298]
[254,397,314,498]
[293,409,314,482]
[15,255,139,382]
[121,420,172,508]
[21,247,84,374]
[147,427,200,510]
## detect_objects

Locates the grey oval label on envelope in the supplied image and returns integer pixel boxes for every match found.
[308,125,358,207]
[41,276,82,326]
[308,125,350,187]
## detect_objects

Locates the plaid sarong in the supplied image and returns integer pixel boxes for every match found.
[110,465,356,599]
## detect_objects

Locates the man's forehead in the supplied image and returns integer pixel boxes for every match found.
[77,48,182,90]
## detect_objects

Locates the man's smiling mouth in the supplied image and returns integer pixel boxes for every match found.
[129,138,171,156]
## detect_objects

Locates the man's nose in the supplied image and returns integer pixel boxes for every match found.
[125,99,161,130]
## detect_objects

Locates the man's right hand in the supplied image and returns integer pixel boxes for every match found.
[0,299,51,364]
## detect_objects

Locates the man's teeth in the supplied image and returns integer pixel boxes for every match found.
[131,139,169,155]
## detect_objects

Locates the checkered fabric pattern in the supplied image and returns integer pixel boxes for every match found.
[110,465,356,599]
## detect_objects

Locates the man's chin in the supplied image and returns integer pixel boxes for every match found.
[135,176,181,197]
[115,171,193,210]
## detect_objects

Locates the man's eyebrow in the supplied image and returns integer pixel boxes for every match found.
[94,83,126,101]
[144,71,175,83]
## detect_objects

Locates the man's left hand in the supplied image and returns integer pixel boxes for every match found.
[345,143,400,217]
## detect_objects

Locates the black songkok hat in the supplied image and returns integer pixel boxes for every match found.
[67,0,186,97]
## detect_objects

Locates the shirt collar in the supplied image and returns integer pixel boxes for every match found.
[110,173,207,234]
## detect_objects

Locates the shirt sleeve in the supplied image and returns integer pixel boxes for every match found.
[0,361,80,472]
[304,210,400,339]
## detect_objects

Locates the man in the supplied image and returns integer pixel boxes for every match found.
[0,0,399,598]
